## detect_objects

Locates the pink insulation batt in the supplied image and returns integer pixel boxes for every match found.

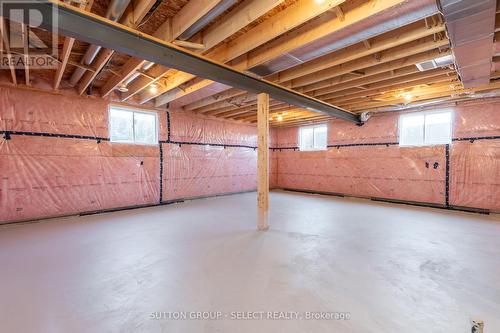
[0,87,257,223]
[271,101,500,211]
[1,85,499,223]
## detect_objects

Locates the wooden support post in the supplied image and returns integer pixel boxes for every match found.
[257,93,269,231]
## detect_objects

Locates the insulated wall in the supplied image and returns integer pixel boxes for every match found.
[271,102,500,211]
[0,87,257,223]
[162,111,257,201]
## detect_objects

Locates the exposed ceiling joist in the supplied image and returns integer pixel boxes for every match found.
[0,17,17,85]
[120,0,290,102]
[54,37,74,89]
[148,0,349,105]
[14,1,361,123]
[155,0,438,107]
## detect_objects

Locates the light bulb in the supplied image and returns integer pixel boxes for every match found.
[149,83,158,94]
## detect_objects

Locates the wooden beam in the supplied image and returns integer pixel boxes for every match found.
[41,2,357,122]
[54,37,74,89]
[269,78,488,122]
[230,70,455,122]
[77,48,114,95]
[257,93,269,231]
[22,23,29,86]
[151,0,284,106]
[202,0,285,51]
[363,39,371,49]
[333,5,345,21]
[122,0,158,27]
[148,0,349,104]
[100,18,172,98]
[342,81,459,109]
[0,17,17,85]
[53,0,90,90]
[120,64,166,100]
[184,88,245,111]
[215,100,283,118]
[171,0,226,40]
[103,0,251,98]
[302,48,449,94]
[172,40,205,50]
[271,114,331,127]
[101,0,237,97]
[101,57,144,96]
[164,15,444,107]
[234,0,410,71]
[155,79,216,107]
[239,75,456,121]
[75,0,158,95]
[289,36,449,90]
[191,48,449,117]
[321,70,455,103]
[188,48,443,114]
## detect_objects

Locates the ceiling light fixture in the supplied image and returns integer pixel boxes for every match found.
[277,115,283,122]
[403,93,413,101]
[149,83,158,94]
[117,84,128,93]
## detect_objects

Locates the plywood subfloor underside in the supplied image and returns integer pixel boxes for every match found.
[1,191,499,332]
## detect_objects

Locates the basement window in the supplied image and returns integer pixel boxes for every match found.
[109,106,158,145]
[399,110,452,146]
[299,124,327,151]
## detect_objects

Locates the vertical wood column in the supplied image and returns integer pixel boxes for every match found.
[257,93,269,231]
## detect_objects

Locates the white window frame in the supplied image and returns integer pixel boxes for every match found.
[298,124,328,151]
[108,105,159,145]
[399,109,453,147]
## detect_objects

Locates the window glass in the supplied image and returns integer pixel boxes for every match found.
[109,107,158,145]
[399,111,451,146]
[313,125,327,150]
[300,127,314,151]
[400,113,424,146]
[299,124,327,151]
[134,112,157,144]
[424,112,451,144]
[110,108,134,142]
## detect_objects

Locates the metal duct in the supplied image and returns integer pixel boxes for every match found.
[177,0,238,41]
[249,0,439,76]
[439,0,496,88]
[69,0,131,86]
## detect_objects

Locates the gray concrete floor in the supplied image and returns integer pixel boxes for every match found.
[1,191,499,333]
